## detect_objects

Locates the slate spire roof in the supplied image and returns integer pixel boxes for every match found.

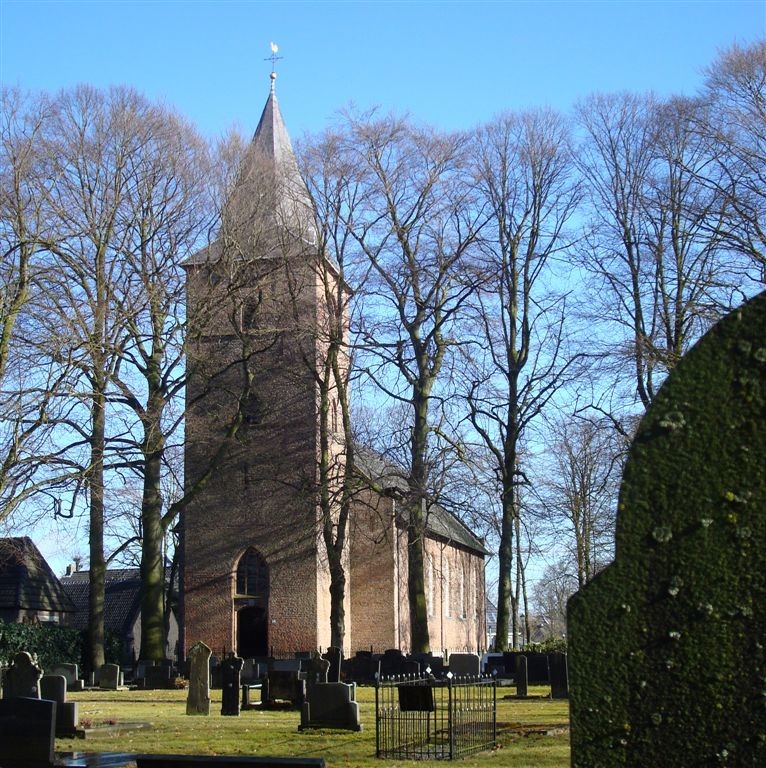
[186,79,316,266]
[223,79,317,247]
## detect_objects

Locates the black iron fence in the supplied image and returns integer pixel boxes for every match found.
[375,674,497,760]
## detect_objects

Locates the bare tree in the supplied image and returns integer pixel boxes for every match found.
[342,112,481,652]
[575,92,730,415]
[0,88,79,523]
[463,109,581,651]
[37,85,147,671]
[295,128,364,649]
[539,415,623,588]
[701,40,766,284]
[108,102,216,661]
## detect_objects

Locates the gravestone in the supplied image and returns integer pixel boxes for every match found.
[262,670,305,708]
[40,674,66,704]
[40,674,79,736]
[186,641,212,716]
[144,663,172,690]
[515,655,528,697]
[300,682,362,731]
[221,654,244,716]
[322,647,342,683]
[98,663,120,690]
[548,653,568,699]
[568,291,766,766]
[50,663,84,692]
[448,652,480,678]
[2,651,42,699]
[378,648,407,677]
[0,696,56,767]
[304,656,330,688]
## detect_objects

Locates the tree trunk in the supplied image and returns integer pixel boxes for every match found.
[408,393,431,653]
[494,487,515,652]
[88,390,106,673]
[139,392,167,661]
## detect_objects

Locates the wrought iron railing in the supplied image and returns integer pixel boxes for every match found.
[375,673,497,760]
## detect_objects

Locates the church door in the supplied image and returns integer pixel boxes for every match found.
[237,605,268,658]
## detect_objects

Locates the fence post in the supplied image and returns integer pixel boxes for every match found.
[448,673,454,760]
[375,675,380,758]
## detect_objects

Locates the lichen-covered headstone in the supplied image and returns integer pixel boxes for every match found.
[568,291,766,766]
[186,641,211,716]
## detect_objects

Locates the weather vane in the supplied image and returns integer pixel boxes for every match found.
[265,42,283,91]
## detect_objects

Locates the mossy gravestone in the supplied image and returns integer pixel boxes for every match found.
[568,291,766,767]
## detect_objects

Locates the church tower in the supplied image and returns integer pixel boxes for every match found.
[180,73,344,659]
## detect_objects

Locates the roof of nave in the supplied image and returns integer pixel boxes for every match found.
[352,445,489,556]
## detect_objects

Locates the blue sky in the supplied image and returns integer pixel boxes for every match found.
[2,0,764,142]
[1,0,764,575]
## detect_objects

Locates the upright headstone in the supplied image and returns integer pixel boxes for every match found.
[548,653,568,699]
[50,663,83,692]
[220,654,244,716]
[515,655,528,697]
[98,663,120,690]
[40,675,78,736]
[322,647,343,683]
[304,656,330,688]
[186,641,212,716]
[2,652,42,699]
[448,652,481,678]
[39,675,66,704]
[0,697,56,767]
[568,291,766,767]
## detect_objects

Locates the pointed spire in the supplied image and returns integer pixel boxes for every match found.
[222,54,316,248]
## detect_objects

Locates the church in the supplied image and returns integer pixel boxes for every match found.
[178,74,486,660]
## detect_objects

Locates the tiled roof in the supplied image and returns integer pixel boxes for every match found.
[352,445,488,556]
[60,568,142,633]
[0,537,76,614]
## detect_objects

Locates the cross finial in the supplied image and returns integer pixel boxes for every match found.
[265,42,283,93]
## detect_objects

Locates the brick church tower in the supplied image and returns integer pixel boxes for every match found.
[179,75,344,659]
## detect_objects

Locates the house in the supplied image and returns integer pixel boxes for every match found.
[60,567,179,665]
[179,73,487,659]
[0,537,75,625]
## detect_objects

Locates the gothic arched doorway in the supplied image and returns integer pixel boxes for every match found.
[237,605,268,657]
[234,548,269,657]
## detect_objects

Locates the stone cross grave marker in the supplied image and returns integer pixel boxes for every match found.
[568,290,766,767]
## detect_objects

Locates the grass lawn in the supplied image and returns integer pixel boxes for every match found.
[58,686,570,768]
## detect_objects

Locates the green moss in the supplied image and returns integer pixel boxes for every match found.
[568,291,766,767]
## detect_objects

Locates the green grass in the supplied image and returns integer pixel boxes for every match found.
[58,686,570,767]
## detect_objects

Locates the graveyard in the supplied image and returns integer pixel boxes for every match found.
[54,684,569,768]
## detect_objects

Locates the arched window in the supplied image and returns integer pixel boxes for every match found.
[236,548,268,598]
